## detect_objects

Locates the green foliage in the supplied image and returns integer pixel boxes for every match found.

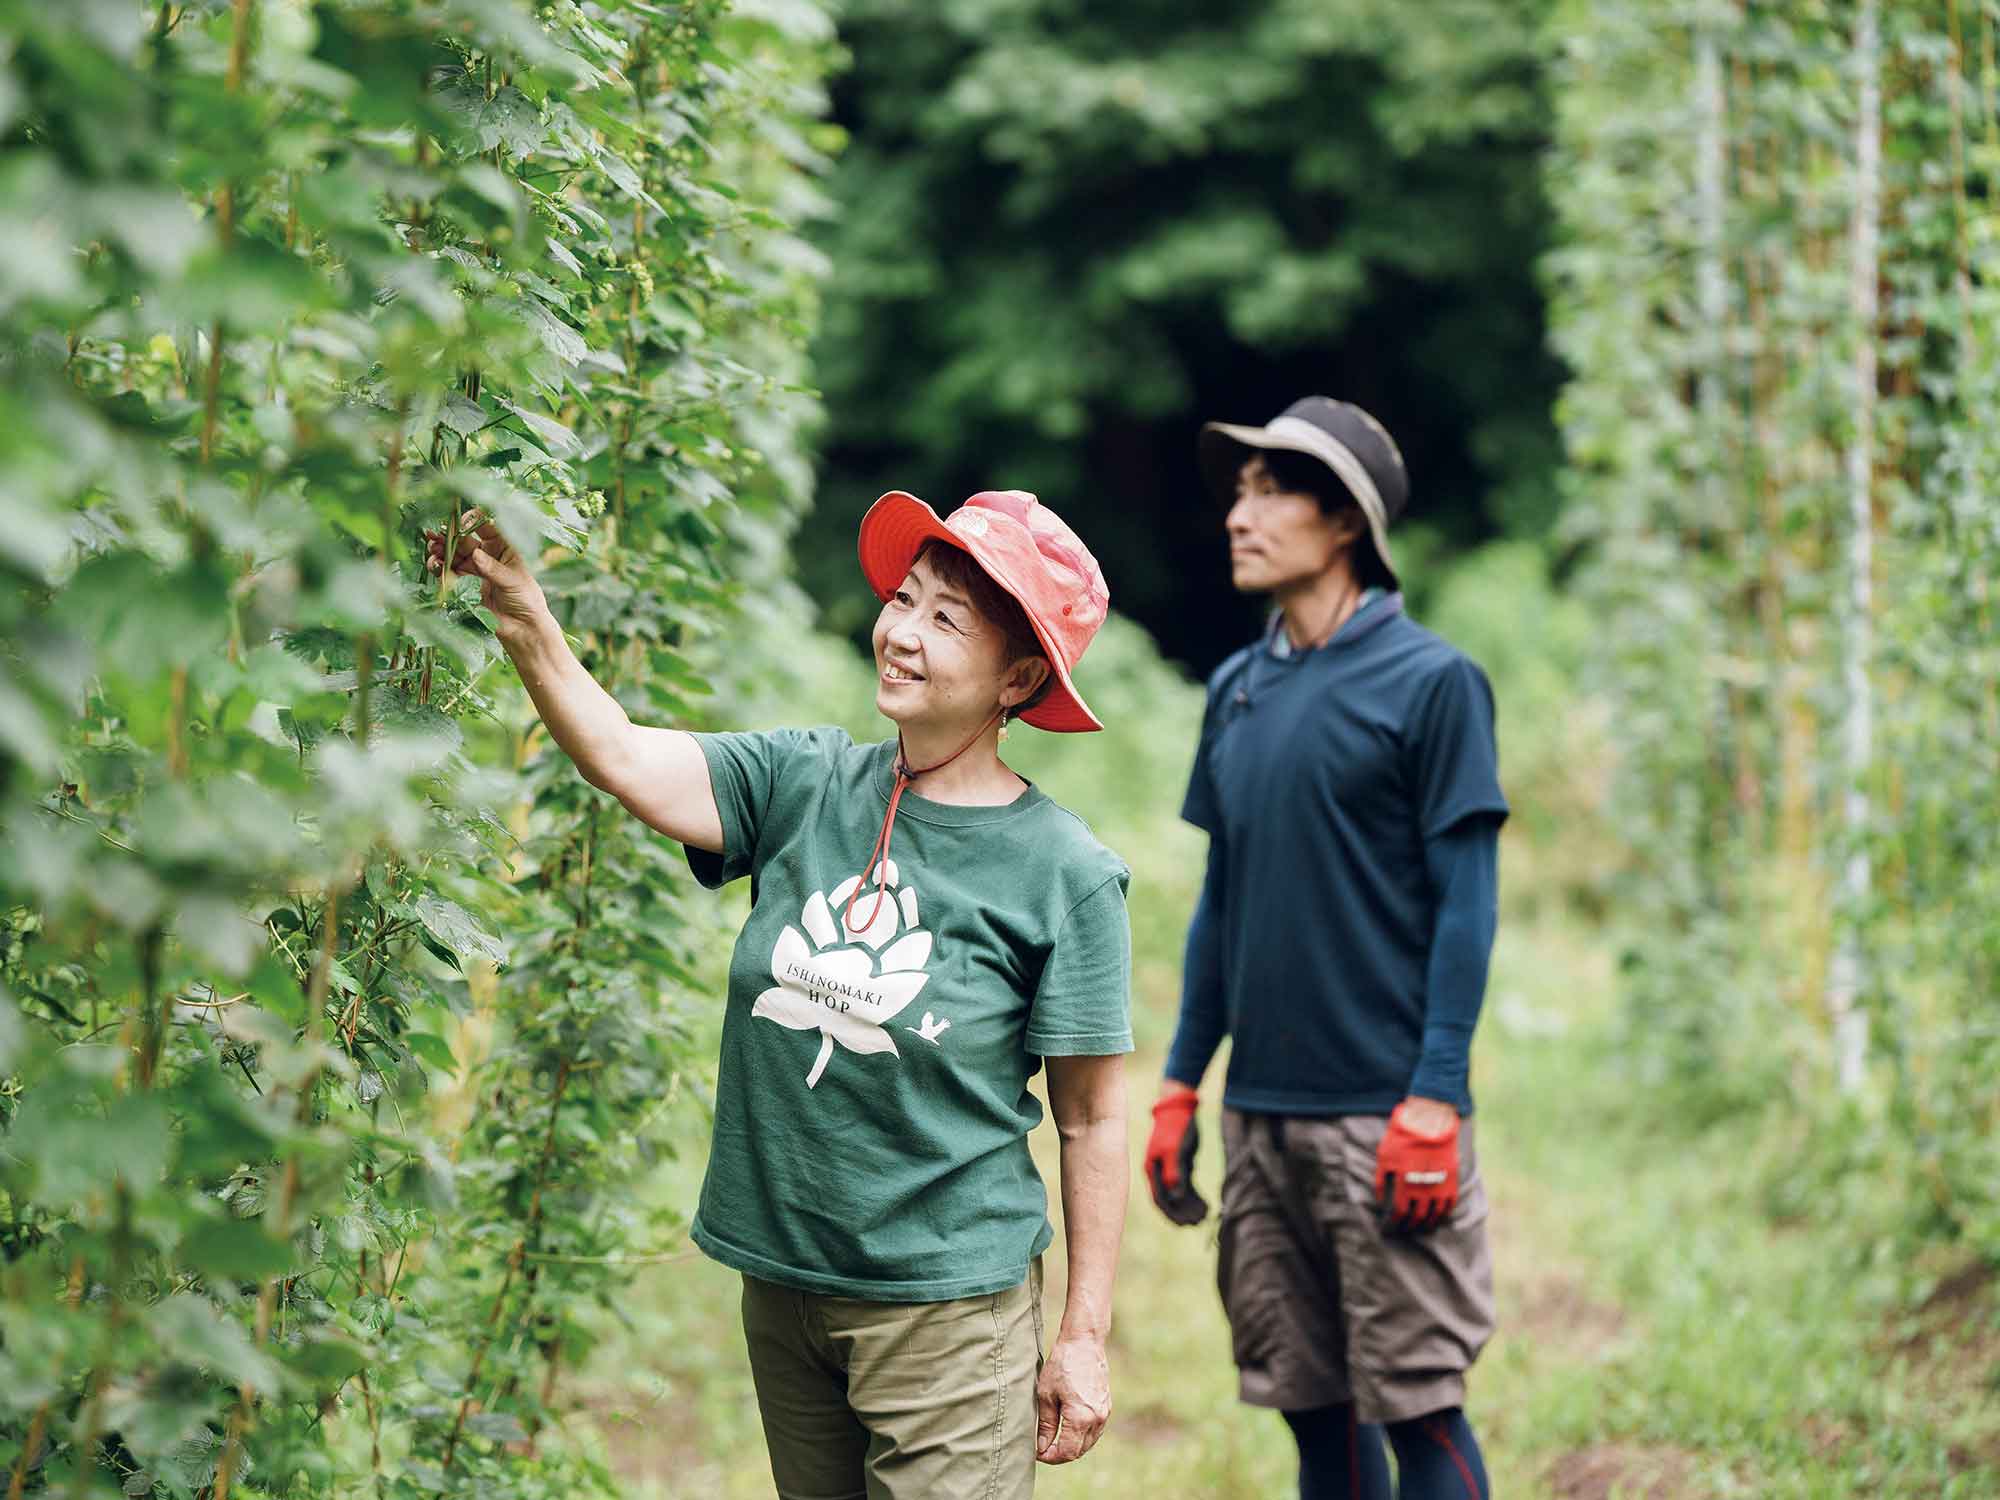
[1482,952,2000,1499]
[1425,542,1619,929]
[1547,0,2000,1234]
[0,3,832,1497]
[797,0,1564,671]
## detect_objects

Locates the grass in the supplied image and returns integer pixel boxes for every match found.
[564,891,2000,1498]
[555,628,1999,1500]
[1467,926,2000,1499]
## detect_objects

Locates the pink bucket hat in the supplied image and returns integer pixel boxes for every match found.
[856,489,1109,733]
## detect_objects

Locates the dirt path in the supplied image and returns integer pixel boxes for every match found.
[1479,1160,1706,1499]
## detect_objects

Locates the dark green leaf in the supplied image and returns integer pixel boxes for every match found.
[402,1031,458,1072]
[413,895,509,967]
[181,1217,297,1284]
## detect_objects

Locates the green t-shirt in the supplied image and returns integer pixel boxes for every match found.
[683,728,1133,1302]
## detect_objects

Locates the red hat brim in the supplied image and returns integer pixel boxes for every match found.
[857,491,1103,734]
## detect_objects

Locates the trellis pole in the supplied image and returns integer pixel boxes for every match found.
[1694,1,1728,515]
[1828,0,1880,1095]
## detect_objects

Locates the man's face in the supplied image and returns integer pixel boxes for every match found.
[1224,455,1355,595]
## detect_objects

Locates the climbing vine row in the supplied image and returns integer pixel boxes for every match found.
[1547,0,2000,1248]
[0,2,832,1496]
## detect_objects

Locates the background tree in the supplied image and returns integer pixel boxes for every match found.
[800,0,1562,669]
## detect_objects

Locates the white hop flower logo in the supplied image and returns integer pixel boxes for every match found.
[753,860,936,1088]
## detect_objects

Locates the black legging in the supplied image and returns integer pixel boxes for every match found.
[1282,1404,1490,1499]
[1386,1408,1490,1500]
[1281,1404,1390,1499]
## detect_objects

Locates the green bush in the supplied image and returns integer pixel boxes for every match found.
[1425,540,1618,931]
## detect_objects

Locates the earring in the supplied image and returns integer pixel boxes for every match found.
[998,708,1010,742]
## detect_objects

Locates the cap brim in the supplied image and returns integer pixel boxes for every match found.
[1198,422,1399,589]
[857,489,957,602]
[857,492,1103,734]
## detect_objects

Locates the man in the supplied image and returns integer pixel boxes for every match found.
[1144,397,1506,1500]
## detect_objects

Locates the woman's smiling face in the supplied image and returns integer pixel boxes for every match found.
[871,551,1040,734]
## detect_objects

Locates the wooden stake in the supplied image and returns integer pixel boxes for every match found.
[1828,0,1881,1094]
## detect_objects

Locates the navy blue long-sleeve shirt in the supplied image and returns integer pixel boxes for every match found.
[1163,595,1507,1115]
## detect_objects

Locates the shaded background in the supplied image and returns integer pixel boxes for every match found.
[795,0,1562,672]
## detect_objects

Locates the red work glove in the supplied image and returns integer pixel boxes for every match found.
[1373,1100,1460,1236]
[1144,1084,1208,1226]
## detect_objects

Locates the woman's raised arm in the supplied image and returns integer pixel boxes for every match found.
[428,512,723,852]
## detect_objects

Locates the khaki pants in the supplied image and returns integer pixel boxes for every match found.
[1217,1110,1494,1424]
[741,1261,1044,1500]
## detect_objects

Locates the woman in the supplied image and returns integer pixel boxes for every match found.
[428,488,1131,1498]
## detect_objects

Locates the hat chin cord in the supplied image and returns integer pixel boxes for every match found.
[1283,564,1364,654]
[843,707,1004,935]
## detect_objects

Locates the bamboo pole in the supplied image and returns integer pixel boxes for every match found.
[1828,0,1880,1094]
[1695,10,1729,506]
[1696,5,1768,856]
[1737,51,1790,863]
[5,1259,85,1500]
[443,1057,572,1469]
[213,876,343,1500]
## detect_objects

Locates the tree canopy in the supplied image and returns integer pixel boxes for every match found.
[801,0,1562,670]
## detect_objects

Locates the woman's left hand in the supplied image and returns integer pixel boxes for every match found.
[1035,1331,1111,1463]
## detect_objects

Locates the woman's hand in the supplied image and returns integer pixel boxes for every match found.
[418,508,721,848]
[1035,1330,1111,1464]
[424,510,547,628]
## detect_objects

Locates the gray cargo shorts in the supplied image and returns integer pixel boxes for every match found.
[1216,1108,1494,1424]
